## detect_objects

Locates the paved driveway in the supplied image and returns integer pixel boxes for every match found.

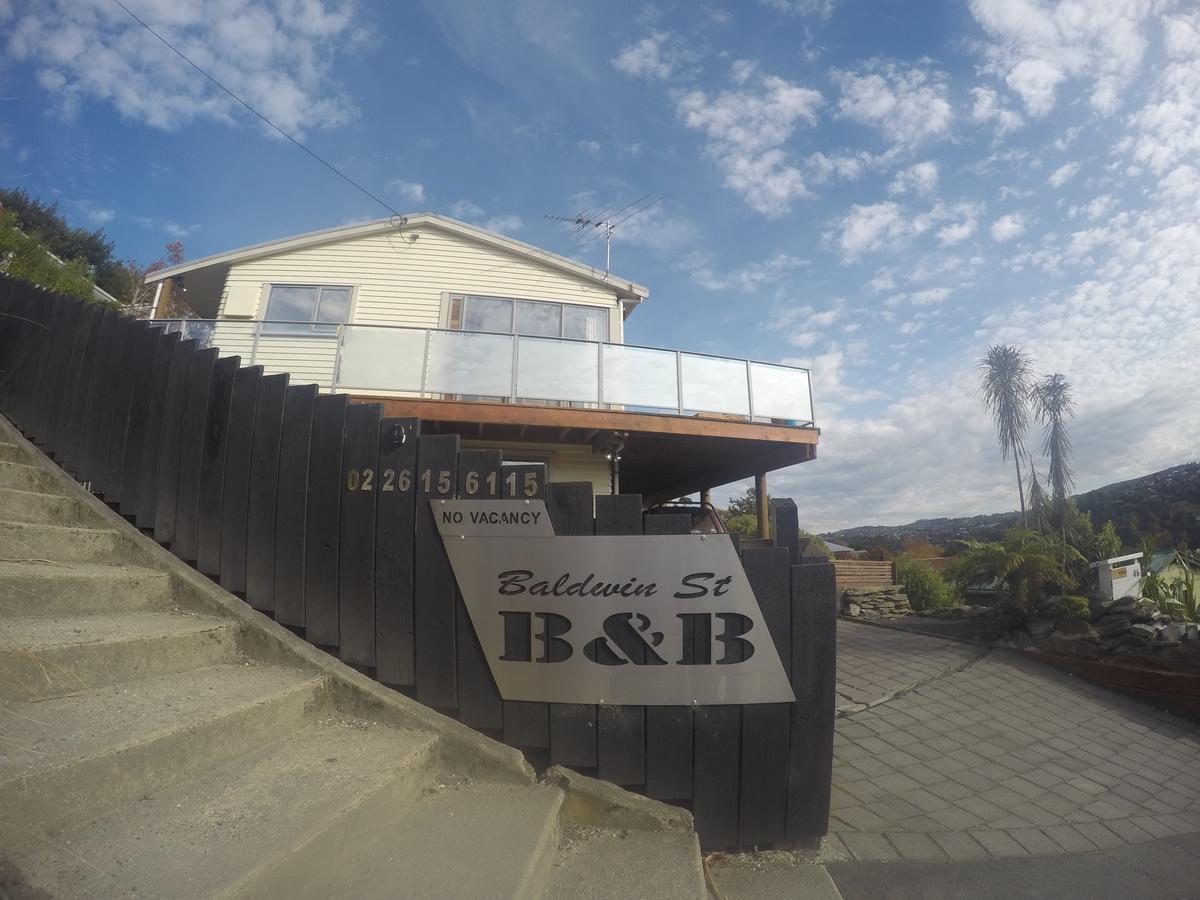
[830,621,1200,863]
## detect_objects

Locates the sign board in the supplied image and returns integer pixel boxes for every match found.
[435,499,796,706]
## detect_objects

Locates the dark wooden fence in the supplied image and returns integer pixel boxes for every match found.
[0,276,836,849]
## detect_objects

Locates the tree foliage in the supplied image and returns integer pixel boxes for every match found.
[0,189,123,295]
[978,343,1035,527]
[718,486,831,555]
[896,557,957,611]
[0,210,97,300]
[955,527,1084,609]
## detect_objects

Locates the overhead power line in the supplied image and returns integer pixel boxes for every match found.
[110,0,403,219]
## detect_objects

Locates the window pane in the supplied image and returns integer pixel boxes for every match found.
[317,287,351,323]
[515,300,561,337]
[563,305,608,341]
[463,296,513,333]
[265,286,318,323]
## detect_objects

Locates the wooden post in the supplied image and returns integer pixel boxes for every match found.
[700,488,712,508]
[755,472,769,540]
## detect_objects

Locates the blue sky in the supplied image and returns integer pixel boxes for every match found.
[3,0,1198,530]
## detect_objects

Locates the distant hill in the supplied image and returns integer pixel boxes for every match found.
[825,462,1200,551]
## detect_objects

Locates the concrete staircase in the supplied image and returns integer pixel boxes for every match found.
[0,423,709,899]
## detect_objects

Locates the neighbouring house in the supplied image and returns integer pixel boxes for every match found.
[143,213,817,525]
[1147,549,1198,590]
[824,540,859,559]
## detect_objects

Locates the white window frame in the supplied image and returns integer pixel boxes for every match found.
[444,293,611,342]
[262,283,357,336]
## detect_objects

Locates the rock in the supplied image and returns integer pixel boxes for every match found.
[1131,601,1158,623]
[1027,618,1055,641]
[1129,623,1158,639]
[1112,595,1139,612]
[1005,628,1034,649]
[860,609,880,620]
[1089,597,1116,620]
[1041,634,1102,659]
[847,603,861,617]
[1093,614,1133,638]
[1158,622,1187,642]
[1055,619,1096,638]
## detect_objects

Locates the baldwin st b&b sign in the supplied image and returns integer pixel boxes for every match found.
[435,499,795,706]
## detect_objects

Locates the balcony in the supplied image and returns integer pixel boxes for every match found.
[152,320,816,428]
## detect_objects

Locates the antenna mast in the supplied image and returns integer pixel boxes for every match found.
[545,193,666,276]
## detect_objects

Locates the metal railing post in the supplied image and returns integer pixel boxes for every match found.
[510,334,519,403]
[596,341,604,408]
[420,330,431,398]
[330,324,346,392]
[746,359,755,419]
[675,350,684,414]
[250,320,262,367]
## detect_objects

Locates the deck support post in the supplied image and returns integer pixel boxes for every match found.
[755,472,769,540]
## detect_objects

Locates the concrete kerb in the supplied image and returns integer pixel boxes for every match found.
[542,765,694,833]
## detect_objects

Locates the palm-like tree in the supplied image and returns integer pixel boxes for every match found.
[956,528,1083,609]
[1026,457,1050,533]
[1031,373,1076,534]
[978,344,1034,527]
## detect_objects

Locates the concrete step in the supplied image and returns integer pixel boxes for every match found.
[0,486,84,525]
[3,719,441,900]
[543,828,709,899]
[0,440,32,463]
[0,459,61,493]
[0,610,240,700]
[0,663,324,831]
[0,519,129,564]
[241,782,565,899]
[0,561,170,617]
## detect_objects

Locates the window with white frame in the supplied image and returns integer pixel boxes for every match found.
[447,294,609,342]
[263,284,352,334]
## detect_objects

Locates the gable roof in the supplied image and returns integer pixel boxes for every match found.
[143,212,649,302]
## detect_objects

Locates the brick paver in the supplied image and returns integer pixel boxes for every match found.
[832,621,1200,862]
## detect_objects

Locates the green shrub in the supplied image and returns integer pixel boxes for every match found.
[1040,594,1090,621]
[897,557,957,611]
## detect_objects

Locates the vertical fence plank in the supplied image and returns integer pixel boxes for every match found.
[305,393,348,648]
[338,402,381,668]
[75,309,117,484]
[218,365,263,593]
[172,346,218,561]
[643,512,695,801]
[273,383,317,627]
[738,546,792,847]
[501,463,549,748]
[93,317,132,496]
[375,417,419,685]
[546,481,598,768]
[114,326,162,514]
[244,373,290,611]
[595,493,646,786]
[195,355,240,576]
[100,319,144,500]
[153,339,198,544]
[52,303,98,468]
[134,331,181,527]
[43,298,85,453]
[414,432,460,709]
[27,296,66,444]
[786,562,837,845]
[46,303,89,458]
[455,448,504,731]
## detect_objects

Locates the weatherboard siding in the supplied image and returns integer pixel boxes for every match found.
[216,224,624,340]
[460,439,611,497]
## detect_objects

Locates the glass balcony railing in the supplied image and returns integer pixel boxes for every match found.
[150,319,816,426]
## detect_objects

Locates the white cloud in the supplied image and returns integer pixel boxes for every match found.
[448,199,486,220]
[611,30,695,82]
[7,0,359,135]
[969,0,1160,117]
[835,201,908,260]
[1047,161,1080,187]
[937,218,977,246]
[1125,13,1200,175]
[677,69,823,217]
[990,212,1027,242]
[691,252,808,292]
[887,160,939,195]
[910,287,952,305]
[970,86,1023,135]
[760,0,837,17]
[577,139,601,155]
[482,214,523,233]
[834,61,951,147]
[387,179,425,204]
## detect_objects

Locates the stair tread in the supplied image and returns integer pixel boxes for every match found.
[0,663,318,784]
[0,609,232,652]
[4,720,440,900]
[0,485,74,502]
[291,782,564,899]
[0,560,165,580]
[543,828,706,899]
[0,519,119,538]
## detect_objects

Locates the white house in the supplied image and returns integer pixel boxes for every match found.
[144,213,817,521]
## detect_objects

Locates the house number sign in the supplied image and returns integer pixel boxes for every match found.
[435,499,796,706]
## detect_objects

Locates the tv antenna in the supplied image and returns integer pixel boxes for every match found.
[545,192,667,275]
